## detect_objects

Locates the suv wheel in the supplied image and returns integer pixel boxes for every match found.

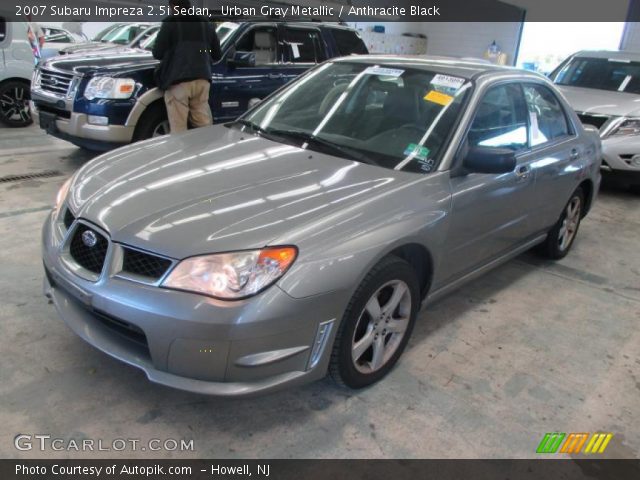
[133,102,169,141]
[538,187,584,259]
[329,256,420,389]
[0,81,32,127]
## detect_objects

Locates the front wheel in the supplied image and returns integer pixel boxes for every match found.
[329,256,420,389]
[0,81,32,127]
[538,187,584,259]
[132,102,169,141]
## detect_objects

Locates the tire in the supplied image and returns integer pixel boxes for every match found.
[537,187,584,260]
[132,102,169,141]
[329,256,420,389]
[0,80,32,127]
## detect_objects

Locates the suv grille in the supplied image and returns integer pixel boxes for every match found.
[69,226,109,275]
[39,69,74,96]
[122,248,172,280]
[577,113,609,130]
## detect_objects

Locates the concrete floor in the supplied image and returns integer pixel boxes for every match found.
[1,124,638,459]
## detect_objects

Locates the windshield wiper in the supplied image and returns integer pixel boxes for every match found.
[265,129,376,165]
[233,119,271,136]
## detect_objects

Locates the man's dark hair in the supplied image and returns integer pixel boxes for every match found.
[169,0,191,10]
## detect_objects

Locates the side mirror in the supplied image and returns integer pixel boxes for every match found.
[228,51,255,68]
[463,146,517,174]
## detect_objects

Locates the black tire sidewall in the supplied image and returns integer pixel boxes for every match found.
[0,81,32,127]
[133,102,168,141]
[544,187,585,259]
[332,257,420,389]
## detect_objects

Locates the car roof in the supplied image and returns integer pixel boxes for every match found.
[572,50,640,62]
[333,55,546,81]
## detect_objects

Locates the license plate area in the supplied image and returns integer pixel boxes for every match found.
[39,111,58,133]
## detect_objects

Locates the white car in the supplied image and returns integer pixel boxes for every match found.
[40,25,88,60]
[0,20,35,126]
[552,50,640,187]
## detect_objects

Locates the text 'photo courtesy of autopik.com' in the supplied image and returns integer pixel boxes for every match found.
[1,0,640,478]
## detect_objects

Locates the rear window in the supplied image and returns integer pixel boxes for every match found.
[330,28,368,56]
[554,57,640,94]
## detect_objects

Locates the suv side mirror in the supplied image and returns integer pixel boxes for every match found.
[228,51,255,68]
[463,146,517,174]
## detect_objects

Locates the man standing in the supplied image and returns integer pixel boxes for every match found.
[26,15,45,62]
[152,0,222,134]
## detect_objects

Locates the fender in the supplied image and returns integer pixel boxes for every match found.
[125,87,164,127]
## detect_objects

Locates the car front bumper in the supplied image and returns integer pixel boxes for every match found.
[601,135,640,184]
[42,211,343,396]
[30,99,134,151]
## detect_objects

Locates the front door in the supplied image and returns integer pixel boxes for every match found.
[440,82,538,283]
[212,24,285,122]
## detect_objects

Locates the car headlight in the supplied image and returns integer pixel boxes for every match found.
[84,77,136,100]
[162,247,298,300]
[54,177,73,217]
[610,117,640,137]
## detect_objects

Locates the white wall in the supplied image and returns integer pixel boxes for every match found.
[349,21,522,64]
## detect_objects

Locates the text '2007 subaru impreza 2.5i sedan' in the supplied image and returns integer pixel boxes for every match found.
[42,56,602,396]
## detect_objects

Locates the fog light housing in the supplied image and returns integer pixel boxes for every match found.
[630,155,640,167]
[307,319,335,370]
[87,115,108,126]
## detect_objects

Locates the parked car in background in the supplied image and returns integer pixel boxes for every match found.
[58,23,158,56]
[551,50,640,186]
[43,56,601,395]
[0,20,35,126]
[30,22,368,151]
[40,24,88,60]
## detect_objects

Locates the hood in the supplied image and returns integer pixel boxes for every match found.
[60,42,133,55]
[42,49,157,76]
[68,127,406,259]
[557,85,640,117]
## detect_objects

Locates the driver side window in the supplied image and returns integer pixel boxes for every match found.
[468,83,528,151]
[234,27,278,66]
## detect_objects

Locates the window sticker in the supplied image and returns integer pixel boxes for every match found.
[289,42,302,59]
[430,74,465,91]
[363,66,405,77]
[424,90,453,106]
[403,143,430,161]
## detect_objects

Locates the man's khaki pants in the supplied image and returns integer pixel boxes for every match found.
[164,79,213,134]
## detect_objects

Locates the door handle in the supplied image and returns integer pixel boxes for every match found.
[268,73,282,80]
[570,148,580,160]
[515,165,531,179]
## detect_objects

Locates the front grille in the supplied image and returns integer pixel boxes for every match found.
[38,69,74,96]
[69,226,109,275]
[63,208,76,230]
[577,113,609,130]
[122,248,172,280]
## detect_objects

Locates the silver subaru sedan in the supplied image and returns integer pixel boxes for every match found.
[42,56,602,396]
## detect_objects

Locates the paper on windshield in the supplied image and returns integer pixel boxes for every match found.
[363,66,405,77]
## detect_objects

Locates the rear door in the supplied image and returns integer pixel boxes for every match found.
[280,26,327,86]
[440,82,538,283]
[213,24,285,121]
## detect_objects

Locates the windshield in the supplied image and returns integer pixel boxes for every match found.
[554,57,640,94]
[216,22,239,47]
[101,24,148,45]
[239,62,470,173]
[92,24,122,42]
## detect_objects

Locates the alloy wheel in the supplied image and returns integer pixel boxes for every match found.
[351,280,412,374]
[152,120,170,137]
[558,196,581,251]
[0,86,31,125]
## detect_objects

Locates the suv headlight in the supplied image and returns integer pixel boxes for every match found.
[162,247,298,300]
[610,117,640,137]
[84,77,136,100]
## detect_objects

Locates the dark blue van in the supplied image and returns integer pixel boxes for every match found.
[30,21,367,151]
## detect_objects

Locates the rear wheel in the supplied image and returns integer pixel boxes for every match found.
[329,256,420,389]
[133,102,169,141]
[537,187,584,259]
[0,81,32,127]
